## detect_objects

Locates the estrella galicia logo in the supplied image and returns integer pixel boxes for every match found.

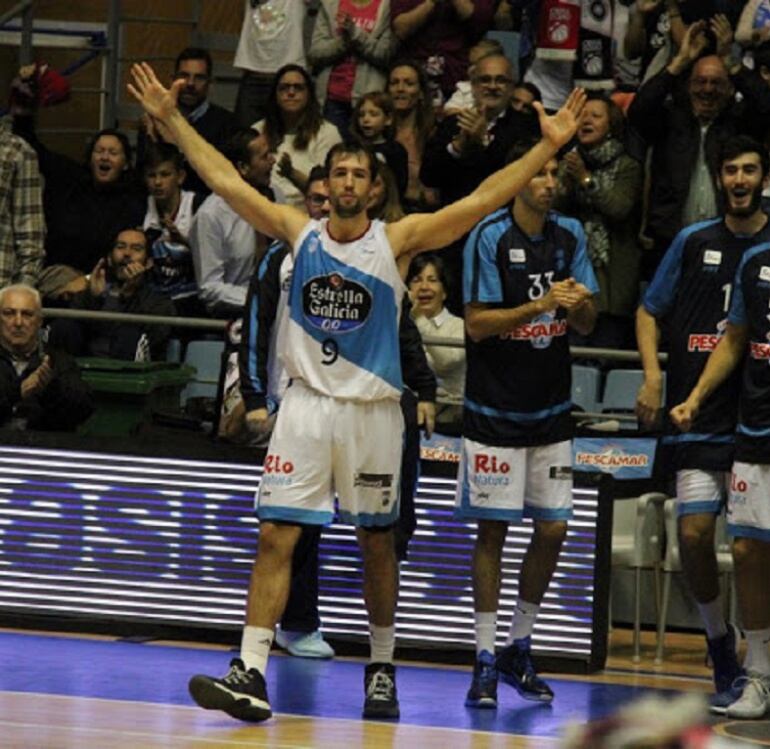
[303,273,372,333]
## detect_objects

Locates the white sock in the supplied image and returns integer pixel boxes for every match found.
[507,600,540,645]
[697,597,727,641]
[474,611,497,655]
[370,624,395,664]
[744,628,770,676]
[240,625,273,674]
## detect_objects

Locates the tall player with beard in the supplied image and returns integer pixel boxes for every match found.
[459,140,598,709]
[636,135,770,712]
[127,62,586,723]
[671,148,770,720]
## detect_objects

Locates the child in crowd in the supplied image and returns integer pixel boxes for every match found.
[142,143,204,314]
[350,91,409,199]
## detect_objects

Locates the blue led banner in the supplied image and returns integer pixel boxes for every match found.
[572,438,657,480]
[0,446,604,665]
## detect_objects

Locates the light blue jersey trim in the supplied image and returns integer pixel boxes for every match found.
[677,499,724,517]
[552,213,600,295]
[727,523,770,541]
[464,397,572,423]
[728,241,770,326]
[643,218,721,318]
[257,506,333,525]
[455,505,525,522]
[737,423,770,437]
[661,433,734,445]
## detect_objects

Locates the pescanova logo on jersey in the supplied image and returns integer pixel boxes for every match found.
[303,272,372,332]
[502,310,567,349]
[572,438,656,479]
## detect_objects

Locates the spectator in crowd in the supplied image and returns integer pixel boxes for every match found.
[36,265,87,307]
[139,48,237,197]
[736,0,770,46]
[350,92,409,196]
[624,0,686,84]
[308,0,396,137]
[406,253,465,432]
[12,97,145,273]
[387,60,440,212]
[555,95,643,349]
[511,81,541,115]
[142,143,205,315]
[190,129,277,318]
[421,52,540,207]
[233,0,308,127]
[442,37,504,115]
[0,284,93,431]
[254,65,343,206]
[0,115,45,290]
[368,159,406,225]
[391,0,496,105]
[54,228,175,361]
[628,16,770,277]
[753,40,770,85]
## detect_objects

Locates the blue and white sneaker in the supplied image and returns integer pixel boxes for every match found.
[275,628,335,659]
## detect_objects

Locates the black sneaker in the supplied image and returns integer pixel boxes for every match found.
[188,658,272,722]
[707,624,742,693]
[495,637,554,703]
[465,649,498,708]
[363,662,400,719]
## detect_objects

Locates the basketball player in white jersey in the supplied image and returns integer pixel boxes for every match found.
[129,62,586,723]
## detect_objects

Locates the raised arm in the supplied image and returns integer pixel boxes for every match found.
[386,88,587,258]
[127,63,306,245]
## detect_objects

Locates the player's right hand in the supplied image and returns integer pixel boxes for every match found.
[670,400,698,432]
[635,377,663,427]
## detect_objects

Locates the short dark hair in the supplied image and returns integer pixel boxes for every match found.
[324,141,379,182]
[223,127,264,168]
[306,165,328,187]
[514,81,542,103]
[143,142,185,171]
[717,134,770,177]
[112,226,148,253]
[175,47,212,77]
[86,128,132,166]
[405,253,451,297]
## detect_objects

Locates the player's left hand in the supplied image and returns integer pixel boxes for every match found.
[417,401,435,438]
[536,87,587,151]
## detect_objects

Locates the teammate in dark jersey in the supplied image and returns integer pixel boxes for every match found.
[637,136,770,712]
[459,139,599,708]
[673,220,770,718]
[129,62,586,723]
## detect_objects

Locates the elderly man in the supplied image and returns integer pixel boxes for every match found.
[0,284,92,431]
[628,17,770,277]
[421,53,540,207]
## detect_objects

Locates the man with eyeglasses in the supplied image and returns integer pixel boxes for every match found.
[139,48,236,197]
[421,52,540,309]
[628,16,770,279]
[422,53,540,208]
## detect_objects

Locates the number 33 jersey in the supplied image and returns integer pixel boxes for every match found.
[283,218,405,402]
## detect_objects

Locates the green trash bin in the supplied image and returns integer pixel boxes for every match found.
[76,358,196,436]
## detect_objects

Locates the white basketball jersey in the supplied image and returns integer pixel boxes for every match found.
[282,219,405,402]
